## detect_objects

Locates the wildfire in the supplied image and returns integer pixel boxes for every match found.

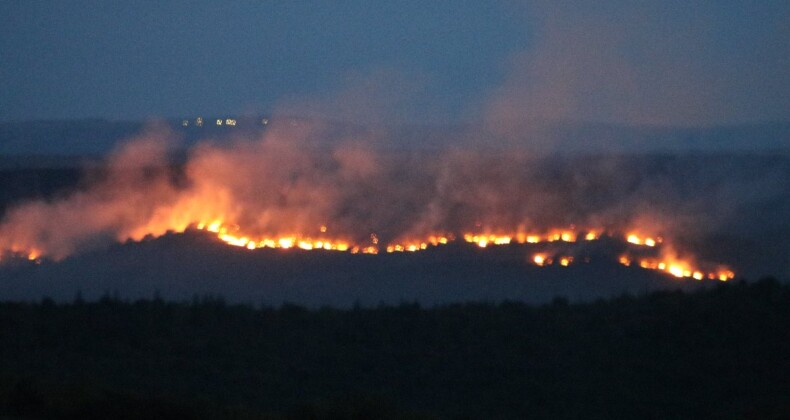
[463,234,512,247]
[462,229,582,248]
[618,255,631,267]
[0,244,42,264]
[584,230,601,241]
[386,234,451,253]
[626,233,661,247]
[618,255,734,282]
[0,217,735,283]
[197,222,352,252]
[206,222,735,281]
[527,254,574,267]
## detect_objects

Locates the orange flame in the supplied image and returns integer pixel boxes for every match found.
[626,233,661,247]
[1,217,735,283]
[617,254,734,282]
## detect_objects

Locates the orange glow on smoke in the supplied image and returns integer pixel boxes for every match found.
[0,133,741,288]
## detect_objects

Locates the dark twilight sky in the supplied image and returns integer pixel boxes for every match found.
[1,0,788,126]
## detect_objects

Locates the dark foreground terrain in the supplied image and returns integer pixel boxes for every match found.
[1,278,788,419]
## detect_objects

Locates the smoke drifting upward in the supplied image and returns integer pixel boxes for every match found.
[2,117,786,281]
[484,1,790,130]
[0,127,183,260]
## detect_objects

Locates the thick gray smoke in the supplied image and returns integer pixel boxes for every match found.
[0,119,787,281]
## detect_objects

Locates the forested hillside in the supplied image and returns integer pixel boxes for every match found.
[1,278,788,419]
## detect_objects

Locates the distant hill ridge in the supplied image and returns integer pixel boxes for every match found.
[1,118,788,158]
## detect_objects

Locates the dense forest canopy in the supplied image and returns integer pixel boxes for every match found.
[1,278,788,419]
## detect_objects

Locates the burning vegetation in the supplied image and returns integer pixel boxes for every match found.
[0,123,738,282]
[189,220,734,281]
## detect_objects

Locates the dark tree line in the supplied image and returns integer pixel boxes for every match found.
[0,278,789,419]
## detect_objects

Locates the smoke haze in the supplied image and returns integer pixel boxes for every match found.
[0,120,787,280]
[484,1,789,129]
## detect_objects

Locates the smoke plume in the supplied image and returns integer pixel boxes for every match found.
[0,117,785,282]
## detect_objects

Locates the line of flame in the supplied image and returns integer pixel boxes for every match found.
[195,221,734,282]
[0,220,735,282]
